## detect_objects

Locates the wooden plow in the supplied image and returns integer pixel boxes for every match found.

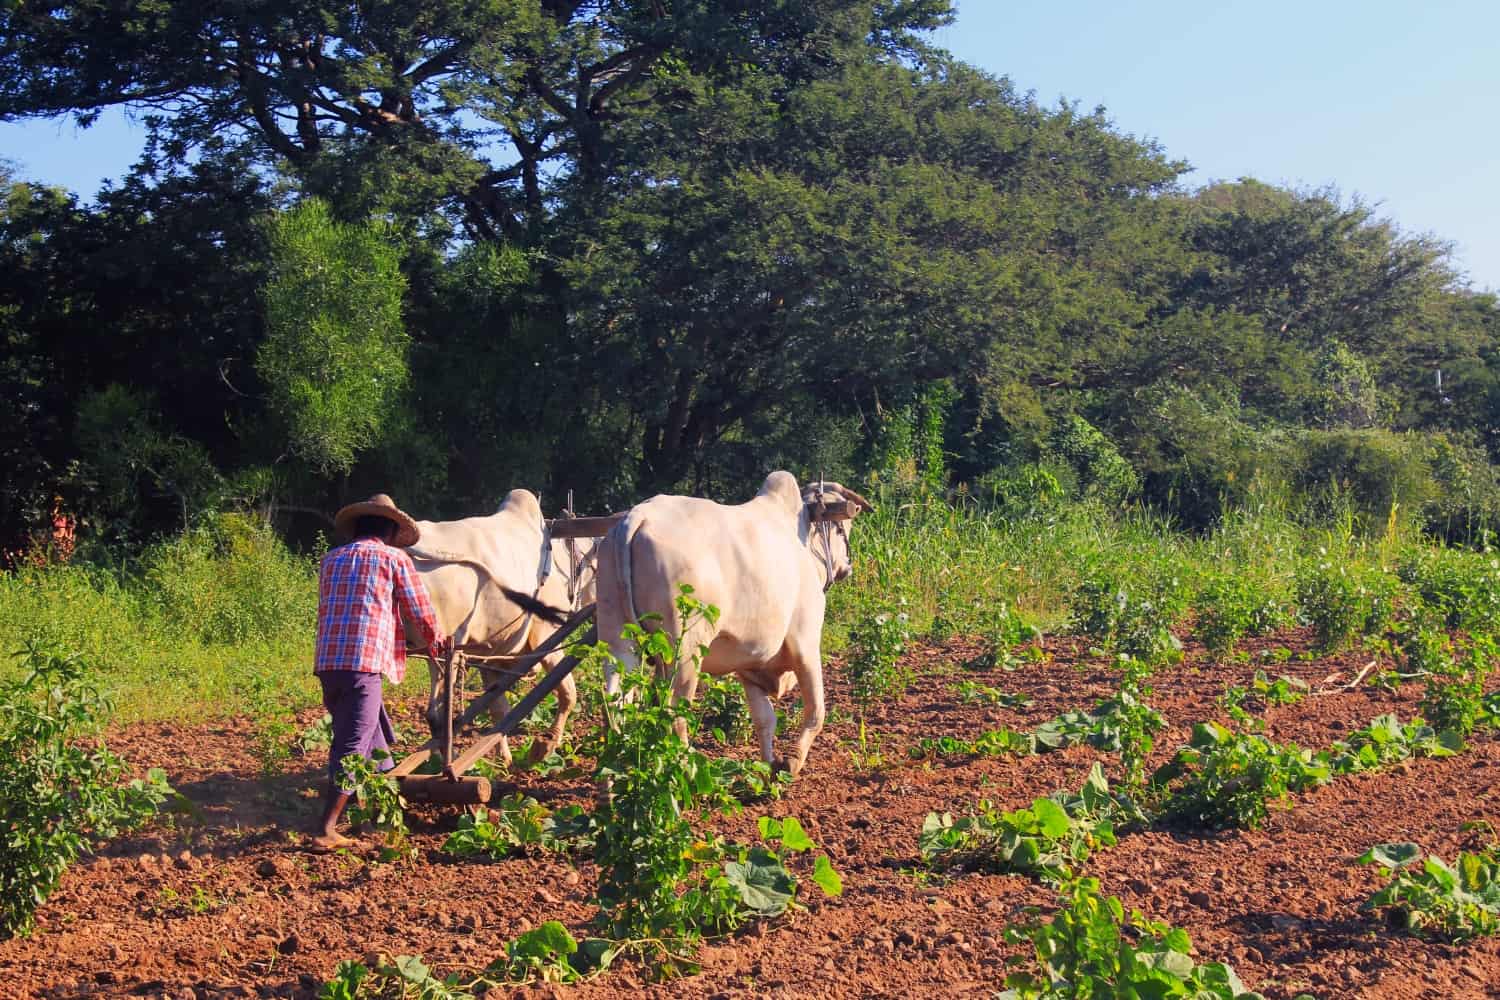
[387,495,862,807]
[389,509,622,806]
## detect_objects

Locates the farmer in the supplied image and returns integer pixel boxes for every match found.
[311,493,448,851]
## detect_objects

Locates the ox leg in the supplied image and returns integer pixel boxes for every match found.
[526,659,577,765]
[785,652,827,778]
[743,679,781,771]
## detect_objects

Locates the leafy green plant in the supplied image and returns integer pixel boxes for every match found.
[1295,559,1400,651]
[1195,573,1290,658]
[952,680,1032,708]
[441,795,593,859]
[920,764,1125,882]
[1361,842,1500,941]
[1073,568,1186,664]
[1397,548,1500,636]
[483,921,616,985]
[909,726,1035,760]
[1328,714,1457,773]
[1419,633,1496,743]
[296,712,334,753]
[318,953,471,999]
[696,674,752,745]
[845,609,911,708]
[711,756,789,803]
[0,640,176,938]
[1221,670,1308,729]
[1110,656,1165,790]
[961,603,1044,671]
[1001,877,1277,1000]
[339,750,412,861]
[1153,722,1331,830]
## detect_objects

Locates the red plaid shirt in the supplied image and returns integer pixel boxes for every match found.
[314,538,441,684]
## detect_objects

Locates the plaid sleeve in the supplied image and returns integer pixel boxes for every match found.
[392,548,441,647]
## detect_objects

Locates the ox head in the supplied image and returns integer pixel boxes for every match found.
[802,481,873,587]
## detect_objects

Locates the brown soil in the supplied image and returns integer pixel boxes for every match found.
[3,626,1499,1000]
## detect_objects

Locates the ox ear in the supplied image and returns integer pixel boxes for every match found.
[832,484,873,513]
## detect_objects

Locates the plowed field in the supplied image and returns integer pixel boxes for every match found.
[4,628,1499,999]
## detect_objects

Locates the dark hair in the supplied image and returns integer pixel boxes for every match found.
[353,514,395,540]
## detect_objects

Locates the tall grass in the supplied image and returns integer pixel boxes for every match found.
[0,479,1471,723]
[0,514,325,722]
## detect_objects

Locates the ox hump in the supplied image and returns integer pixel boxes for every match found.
[757,470,803,514]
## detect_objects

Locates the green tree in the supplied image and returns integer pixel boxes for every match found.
[258,199,409,475]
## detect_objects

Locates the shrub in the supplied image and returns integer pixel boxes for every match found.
[1397,547,1500,636]
[1294,559,1400,650]
[1073,567,1187,664]
[1195,573,1290,657]
[845,610,911,709]
[0,640,175,938]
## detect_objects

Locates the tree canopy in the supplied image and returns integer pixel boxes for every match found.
[2,1,1498,549]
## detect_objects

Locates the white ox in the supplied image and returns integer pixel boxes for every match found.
[594,471,871,775]
[404,489,597,766]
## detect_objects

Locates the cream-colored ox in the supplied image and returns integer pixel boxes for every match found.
[594,471,871,776]
[404,489,597,766]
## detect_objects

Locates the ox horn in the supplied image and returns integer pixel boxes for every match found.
[832,484,874,512]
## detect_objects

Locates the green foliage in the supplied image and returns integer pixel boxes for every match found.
[1398,548,1500,635]
[952,680,1032,709]
[318,953,472,999]
[1419,633,1497,743]
[696,674,753,746]
[844,610,911,709]
[1073,567,1186,664]
[1195,573,1290,658]
[1153,722,1331,830]
[1221,670,1308,729]
[258,198,409,475]
[1362,843,1500,941]
[339,750,411,861]
[483,921,616,985]
[910,727,1035,760]
[1294,558,1400,651]
[1000,877,1272,1000]
[1327,714,1457,773]
[0,640,175,938]
[441,796,594,859]
[919,764,1126,882]
[1051,414,1140,507]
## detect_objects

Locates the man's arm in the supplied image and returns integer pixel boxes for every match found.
[392,550,445,652]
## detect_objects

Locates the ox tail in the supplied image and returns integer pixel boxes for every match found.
[609,510,646,628]
[498,586,570,626]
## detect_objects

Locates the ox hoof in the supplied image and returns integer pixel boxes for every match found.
[771,757,796,777]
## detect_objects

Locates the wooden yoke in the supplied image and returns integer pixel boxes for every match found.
[806,499,858,522]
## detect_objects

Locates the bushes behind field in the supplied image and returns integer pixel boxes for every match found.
[0,513,318,720]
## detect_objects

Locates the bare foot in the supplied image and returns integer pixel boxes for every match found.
[308,831,360,853]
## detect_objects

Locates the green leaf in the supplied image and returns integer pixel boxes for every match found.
[811,854,844,897]
[1360,842,1422,869]
[724,853,796,915]
[509,920,577,961]
[1031,798,1072,839]
[777,816,815,852]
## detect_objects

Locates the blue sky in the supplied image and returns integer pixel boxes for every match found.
[2,0,1496,289]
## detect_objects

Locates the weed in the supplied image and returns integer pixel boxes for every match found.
[0,639,176,938]
[845,609,911,709]
[1072,567,1186,665]
[1196,573,1290,658]
[696,674,752,746]
[1295,559,1400,651]
[1419,634,1496,743]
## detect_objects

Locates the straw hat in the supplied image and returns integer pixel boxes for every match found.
[333,494,420,547]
